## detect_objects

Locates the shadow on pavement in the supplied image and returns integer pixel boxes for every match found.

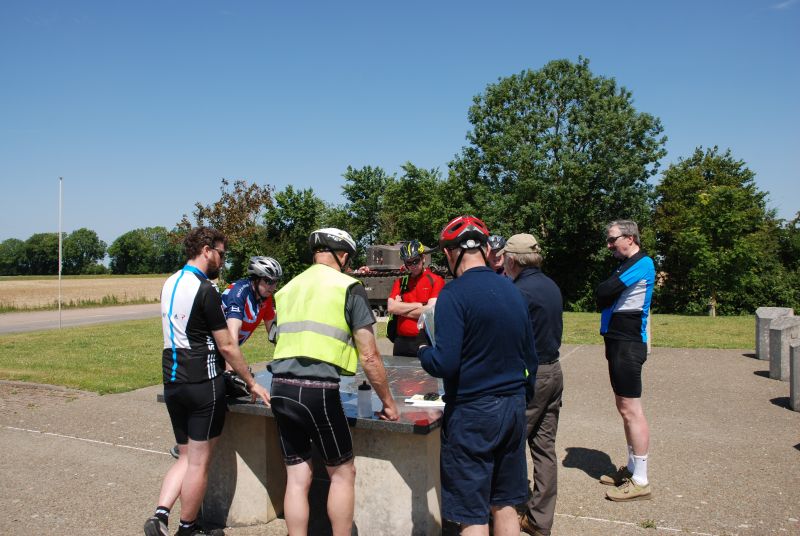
[753,370,771,378]
[770,396,791,409]
[561,447,615,480]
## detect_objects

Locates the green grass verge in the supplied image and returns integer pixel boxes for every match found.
[0,313,753,394]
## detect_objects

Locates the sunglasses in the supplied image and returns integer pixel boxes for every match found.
[606,235,627,245]
[211,247,226,259]
[404,258,421,267]
[261,277,278,285]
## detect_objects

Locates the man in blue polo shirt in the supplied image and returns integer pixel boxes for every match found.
[419,216,537,536]
[596,219,655,502]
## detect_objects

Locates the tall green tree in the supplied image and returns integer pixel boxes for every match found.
[62,228,107,274]
[178,178,273,279]
[24,233,60,275]
[263,186,331,281]
[108,227,182,274]
[654,147,797,314]
[0,238,25,275]
[449,57,666,309]
[378,162,448,248]
[341,165,392,248]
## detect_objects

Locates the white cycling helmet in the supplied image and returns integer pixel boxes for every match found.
[247,256,283,281]
[308,228,357,256]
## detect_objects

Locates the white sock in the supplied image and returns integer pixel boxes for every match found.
[626,445,634,472]
[632,453,648,486]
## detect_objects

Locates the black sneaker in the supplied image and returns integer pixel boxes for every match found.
[143,516,168,536]
[176,524,225,536]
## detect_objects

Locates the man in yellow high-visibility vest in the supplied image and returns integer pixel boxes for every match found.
[269,227,399,536]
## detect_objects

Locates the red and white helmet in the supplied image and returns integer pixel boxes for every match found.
[439,215,490,250]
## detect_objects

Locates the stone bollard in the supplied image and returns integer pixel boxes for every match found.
[756,307,794,360]
[791,343,800,412]
[769,317,800,381]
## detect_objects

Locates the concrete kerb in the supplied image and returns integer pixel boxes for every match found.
[2,344,800,535]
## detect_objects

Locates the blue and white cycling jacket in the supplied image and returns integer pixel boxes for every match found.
[596,251,655,343]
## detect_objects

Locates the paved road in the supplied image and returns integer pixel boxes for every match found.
[0,303,161,334]
[2,345,798,535]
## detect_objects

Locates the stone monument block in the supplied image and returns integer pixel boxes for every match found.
[756,307,794,360]
[769,316,800,381]
[791,343,800,412]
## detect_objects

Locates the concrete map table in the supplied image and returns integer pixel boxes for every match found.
[202,356,445,535]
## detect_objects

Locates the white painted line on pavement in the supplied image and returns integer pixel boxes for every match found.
[555,513,719,536]
[560,344,585,360]
[4,426,170,456]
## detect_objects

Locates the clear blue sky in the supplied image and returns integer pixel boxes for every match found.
[1,0,798,246]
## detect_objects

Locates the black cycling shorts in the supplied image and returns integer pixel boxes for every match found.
[604,338,648,398]
[270,378,354,467]
[164,375,226,444]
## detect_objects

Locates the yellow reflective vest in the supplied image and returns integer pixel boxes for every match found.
[272,263,361,375]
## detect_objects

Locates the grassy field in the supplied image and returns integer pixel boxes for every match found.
[0,313,754,394]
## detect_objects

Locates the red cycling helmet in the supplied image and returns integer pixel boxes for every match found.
[439,215,490,250]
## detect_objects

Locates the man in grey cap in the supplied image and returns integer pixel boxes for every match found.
[501,234,564,536]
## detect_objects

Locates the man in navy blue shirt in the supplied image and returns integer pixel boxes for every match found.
[596,220,655,502]
[418,216,537,536]
[501,233,563,536]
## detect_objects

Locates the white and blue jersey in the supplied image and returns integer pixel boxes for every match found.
[220,278,275,345]
[596,251,655,343]
[160,265,228,383]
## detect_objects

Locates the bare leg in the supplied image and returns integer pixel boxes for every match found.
[493,505,521,535]
[157,443,189,508]
[615,395,649,455]
[284,461,313,536]
[460,523,489,536]
[326,460,356,536]
[177,437,218,522]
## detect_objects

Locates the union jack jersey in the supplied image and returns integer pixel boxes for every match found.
[221,278,276,345]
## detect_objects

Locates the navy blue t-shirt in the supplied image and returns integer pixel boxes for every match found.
[418,266,538,403]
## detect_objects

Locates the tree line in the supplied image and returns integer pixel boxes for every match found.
[2,58,797,314]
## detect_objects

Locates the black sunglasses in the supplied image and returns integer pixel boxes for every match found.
[606,235,627,245]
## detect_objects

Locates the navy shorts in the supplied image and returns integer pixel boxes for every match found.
[440,393,527,525]
[270,378,354,467]
[164,375,227,444]
[604,338,648,398]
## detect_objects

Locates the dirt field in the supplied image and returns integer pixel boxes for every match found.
[0,277,165,309]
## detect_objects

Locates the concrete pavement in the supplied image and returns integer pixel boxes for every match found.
[0,303,161,334]
[1,344,798,535]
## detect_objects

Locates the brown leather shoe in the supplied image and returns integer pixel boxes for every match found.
[519,513,546,536]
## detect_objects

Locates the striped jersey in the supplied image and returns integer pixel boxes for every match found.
[161,265,227,383]
[596,251,655,343]
[221,278,275,345]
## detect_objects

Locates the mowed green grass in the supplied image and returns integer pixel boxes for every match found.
[0,313,753,394]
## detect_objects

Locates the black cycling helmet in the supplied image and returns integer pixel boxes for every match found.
[308,227,357,256]
[488,235,506,251]
[247,256,282,281]
[399,240,425,261]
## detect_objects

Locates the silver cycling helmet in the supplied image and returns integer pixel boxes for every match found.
[247,256,283,281]
[488,235,506,251]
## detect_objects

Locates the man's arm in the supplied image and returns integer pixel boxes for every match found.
[387,296,424,317]
[595,274,626,310]
[226,317,243,344]
[353,327,399,421]
[213,327,271,406]
[418,291,463,379]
